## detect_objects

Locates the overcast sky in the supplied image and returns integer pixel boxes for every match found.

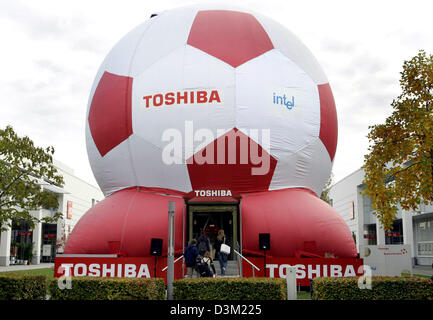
[1,0,432,189]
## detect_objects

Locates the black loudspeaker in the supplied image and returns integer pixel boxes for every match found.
[150,238,163,256]
[259,233,270,251]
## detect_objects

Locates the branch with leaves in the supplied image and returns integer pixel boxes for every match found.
[320,173,333,205]
[0,126,64,231]
[363,50,433,230]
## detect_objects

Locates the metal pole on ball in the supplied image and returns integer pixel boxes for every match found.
[167,201,175,300]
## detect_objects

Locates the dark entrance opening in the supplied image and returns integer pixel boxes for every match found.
[186,204,239,260]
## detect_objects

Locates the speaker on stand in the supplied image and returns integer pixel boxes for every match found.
[259,233,270,277]
[150,238,163,278]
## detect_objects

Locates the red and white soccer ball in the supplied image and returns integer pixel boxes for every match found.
[67,5,358,259]
[86,4,337,197]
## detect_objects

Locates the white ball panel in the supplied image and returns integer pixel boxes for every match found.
[254,13,328,85]
[129,7,200,77]
[269,138,332,196]
[131,45,236,160]
[130,134,192,192]
[86,123,137,196]
[235,49,320,160]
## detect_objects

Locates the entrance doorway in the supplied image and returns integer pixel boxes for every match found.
[187,205,238,260]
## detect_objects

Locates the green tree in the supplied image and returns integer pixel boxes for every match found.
[0,125,64,231]
[363,50,433,230]
[320,173,333,205]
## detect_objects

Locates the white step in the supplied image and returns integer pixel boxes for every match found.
[215,260,239,276]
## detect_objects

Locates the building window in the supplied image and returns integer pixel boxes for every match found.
[10,219,33,265]
[417,242,433,256]
[41,223,57,263]
[360,186,376,225]
[415,216,433,256]
[363,194,374,215]
[364,223,377,245]
[92,198,96,207]
[385,219,403,245]
[350,201,355,220]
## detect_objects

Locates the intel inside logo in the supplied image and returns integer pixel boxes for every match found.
[273,92,295,110]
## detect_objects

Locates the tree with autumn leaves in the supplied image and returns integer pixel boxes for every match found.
[363,50,433,230]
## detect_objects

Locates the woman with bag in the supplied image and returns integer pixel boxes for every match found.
[215,229,230,275]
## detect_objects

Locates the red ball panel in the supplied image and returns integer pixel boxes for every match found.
[318,83,338,161]
[88,71,133,157]
[241,188,357,258]
[186,128,277,193]
[187,10,274,68]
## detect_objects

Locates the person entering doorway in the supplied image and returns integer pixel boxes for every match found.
[184,239,199,278]
[215,229,230,275]
[197,231,210,256]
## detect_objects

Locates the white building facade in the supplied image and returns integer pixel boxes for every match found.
[0,160,104,266]
[329,168,433,266]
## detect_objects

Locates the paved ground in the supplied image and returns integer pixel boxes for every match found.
[413,265,433,276]
[0,263,54,272]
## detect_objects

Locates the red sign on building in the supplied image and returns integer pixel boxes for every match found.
[18,231,32,236]
[385,232,401,237]
[67,201,72,219]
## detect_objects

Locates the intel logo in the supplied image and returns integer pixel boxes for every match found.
[273,92,295,110]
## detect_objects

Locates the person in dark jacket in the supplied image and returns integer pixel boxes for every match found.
[197,231,211,256]
[184,239,199,278]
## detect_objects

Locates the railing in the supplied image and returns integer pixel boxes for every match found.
[161,255,184,272]
[233,248,260,277]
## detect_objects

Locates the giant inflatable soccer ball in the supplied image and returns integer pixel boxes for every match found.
[65,5,356,259]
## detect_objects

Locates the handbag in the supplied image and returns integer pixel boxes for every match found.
[220,238,231,255]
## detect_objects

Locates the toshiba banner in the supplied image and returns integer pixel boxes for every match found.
[242,258,364,286]
[54,256,183,282]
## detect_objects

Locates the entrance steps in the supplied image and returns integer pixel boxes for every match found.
[216,260,239,277]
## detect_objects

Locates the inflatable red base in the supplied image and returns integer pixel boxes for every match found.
[64,187,357,259]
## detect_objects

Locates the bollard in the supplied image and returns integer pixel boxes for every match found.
[286,266,297,300]
[310,278,314,299]
[167,201,175,300]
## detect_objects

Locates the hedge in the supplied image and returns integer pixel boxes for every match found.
[49,277,165,300]
[173,278,286,300]
[0,273,47,300]
[312,276,433,300]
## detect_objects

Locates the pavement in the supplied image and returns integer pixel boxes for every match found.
[413,265,433,276]
[0,263,54,272]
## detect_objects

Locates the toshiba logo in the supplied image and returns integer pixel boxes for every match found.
[142,89,222,108]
